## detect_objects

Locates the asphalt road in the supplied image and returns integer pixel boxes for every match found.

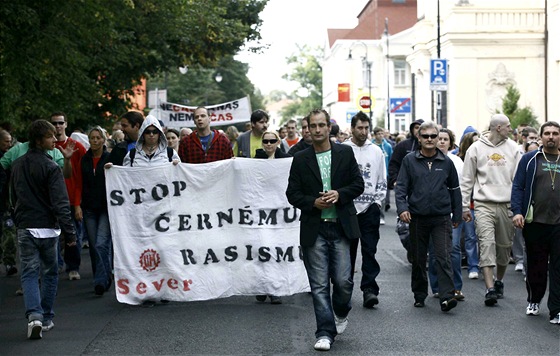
[1,205,559,355]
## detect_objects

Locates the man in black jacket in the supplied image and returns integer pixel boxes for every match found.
[286,109,364,351]
[395,121,461,312]
[10,120,77,339]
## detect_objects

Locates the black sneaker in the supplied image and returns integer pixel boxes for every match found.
[363,289,379,308]
[494,280,504,299]
[441,298,458,312]
[94,284,105,296]
[414,299,425,308]
[485,288,498,306]
[255,295,267,302]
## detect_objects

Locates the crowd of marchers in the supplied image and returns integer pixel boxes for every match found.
[0,108,558,350]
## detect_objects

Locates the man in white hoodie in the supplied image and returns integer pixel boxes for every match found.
[343,111,387,308]
[461,114,521,306]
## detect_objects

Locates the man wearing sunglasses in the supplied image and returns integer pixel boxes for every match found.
[50,112,87,282]
[395,121,462,312]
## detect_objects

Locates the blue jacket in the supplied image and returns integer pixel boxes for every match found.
[511,147,541,218]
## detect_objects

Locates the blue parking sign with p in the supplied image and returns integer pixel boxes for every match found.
[430,59,448,91]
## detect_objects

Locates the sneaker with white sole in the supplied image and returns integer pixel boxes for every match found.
[27,320,42,339]
[526,303,540,316]
[550,312,560,324]
[68,271,80,280]
[468,272,479,279]
[314,337,332,351]
[42,320,54,331]
[334,315,348,335]
[515,263,524,272]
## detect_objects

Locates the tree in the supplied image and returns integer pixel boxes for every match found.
[501,85,539,129]
[0,0,267,132]
[147,55,264,111]
[279,45,323,123]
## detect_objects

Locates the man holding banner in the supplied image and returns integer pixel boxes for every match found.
[178,106,233,163]
[286,109,364,351]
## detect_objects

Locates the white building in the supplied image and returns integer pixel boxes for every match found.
[323,0,559,135]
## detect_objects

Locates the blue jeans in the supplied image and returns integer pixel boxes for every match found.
[429,221,463,292]
[83,210,112,290]
[350,204,381,294]
[17,229,59,323]
[302,222,353,342]
[461,209,479,273]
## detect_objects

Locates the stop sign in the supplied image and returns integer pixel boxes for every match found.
[359,96,371,109]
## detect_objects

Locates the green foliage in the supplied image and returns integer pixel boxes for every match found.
[0,0,267,133]
[501,85,539,129]
[279,45,323,123]
[147,55,264,112]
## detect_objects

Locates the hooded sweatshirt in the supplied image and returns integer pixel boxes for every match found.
[388,119,424,187]
[460,131,521,210]
[122,115,179,167]
[451,125,478,155]
[343,140,387,214]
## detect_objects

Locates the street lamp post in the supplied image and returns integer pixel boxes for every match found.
[348,41,372,121]
[383,18,390,133]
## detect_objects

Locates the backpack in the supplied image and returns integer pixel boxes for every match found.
[129,147,174,166]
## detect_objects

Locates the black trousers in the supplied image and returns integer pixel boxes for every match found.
[523,222,560,318]
[409,214,454,302]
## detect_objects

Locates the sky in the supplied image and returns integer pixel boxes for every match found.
[235,0,368,95]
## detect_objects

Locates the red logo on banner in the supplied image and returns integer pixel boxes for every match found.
[139,249,160,272]
[338,83,350,102]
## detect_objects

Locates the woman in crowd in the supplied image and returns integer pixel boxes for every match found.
[225,125,239,149]
[81,126,112,296]
[166,128,180,152]
[254,131,289,304]
[457,131,481,280]
[255,131,290,159]
[122,115,179,167]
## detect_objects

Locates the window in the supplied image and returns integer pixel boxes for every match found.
[394,60,407,86]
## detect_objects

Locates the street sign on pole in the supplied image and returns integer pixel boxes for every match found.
[359,96,371,109]
[390,98,411,114]
[430,59,448,91]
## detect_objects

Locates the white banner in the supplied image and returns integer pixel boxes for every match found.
[148,96,252,128]
[105,158,309,305]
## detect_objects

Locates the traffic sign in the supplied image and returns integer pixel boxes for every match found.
[430,59,448,91]
[346,110,359,123]
[359,96,372,109]
[390,98,411,114]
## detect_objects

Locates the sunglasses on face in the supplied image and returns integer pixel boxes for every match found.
[51,121,65,126]
[420,134,438,139]
[144,129,159,135]
[262,139,278,144]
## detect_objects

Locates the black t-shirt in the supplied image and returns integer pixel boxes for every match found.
[533,154,560,225]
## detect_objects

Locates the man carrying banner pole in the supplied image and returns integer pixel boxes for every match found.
[286,109,364,351]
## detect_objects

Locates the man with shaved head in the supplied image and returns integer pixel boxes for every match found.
[461,114,521,306]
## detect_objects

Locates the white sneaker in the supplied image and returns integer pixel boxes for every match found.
[526,303,540,316]
[314,338,332,351]
[550,312,560,324]
[27,320,42,339]
[68,271,80,280]
[334,315,348,334]
[380,218,385,225]
[515,263,524,272]
[468,272,479,279]
[42,320,54,331]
